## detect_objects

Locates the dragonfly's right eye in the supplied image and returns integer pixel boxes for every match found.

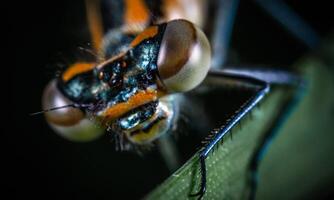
[157,19,211,93]
[42,80,104,141]
[43,81,85,126]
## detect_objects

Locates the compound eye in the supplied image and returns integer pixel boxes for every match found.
[157,19,211,93]
[42,80,103,142]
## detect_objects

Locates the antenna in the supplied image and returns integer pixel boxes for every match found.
[30,103,92,116]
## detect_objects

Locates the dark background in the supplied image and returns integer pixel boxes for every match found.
[8,1,333,199]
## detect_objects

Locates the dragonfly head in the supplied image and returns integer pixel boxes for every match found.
[41,19,211,147]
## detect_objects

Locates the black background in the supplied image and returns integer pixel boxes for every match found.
[8,1,333,199]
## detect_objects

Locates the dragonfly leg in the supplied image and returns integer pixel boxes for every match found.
[157,134,181,172]
[189,153,207,199]
[254,0,320,49]
[190,71,270,199]
[211,0,240,69]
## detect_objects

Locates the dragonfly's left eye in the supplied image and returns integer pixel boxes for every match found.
[157,19,211,93]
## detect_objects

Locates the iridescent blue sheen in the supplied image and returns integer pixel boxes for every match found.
[59,23,167,131]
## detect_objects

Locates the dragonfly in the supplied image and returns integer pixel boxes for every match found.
[35,0,319,199]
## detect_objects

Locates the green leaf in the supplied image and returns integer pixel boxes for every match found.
[146,37,334,200]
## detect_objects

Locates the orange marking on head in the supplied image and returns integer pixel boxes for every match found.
[130,26,158,47]
[101,90,158,121]
[124,0,150,25]
[62,62,96,82]
[85,0,104,51]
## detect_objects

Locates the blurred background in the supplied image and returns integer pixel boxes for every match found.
[8,0,333,199]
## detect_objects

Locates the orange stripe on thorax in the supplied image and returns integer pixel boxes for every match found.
[62,62,96,82]
[101,89,158,121]
[124,0,150,25]
[162,0,205,27]
[130,26,158,47]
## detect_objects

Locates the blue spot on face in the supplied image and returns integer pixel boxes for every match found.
[68,81,84,98]
[119,112,141,130]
